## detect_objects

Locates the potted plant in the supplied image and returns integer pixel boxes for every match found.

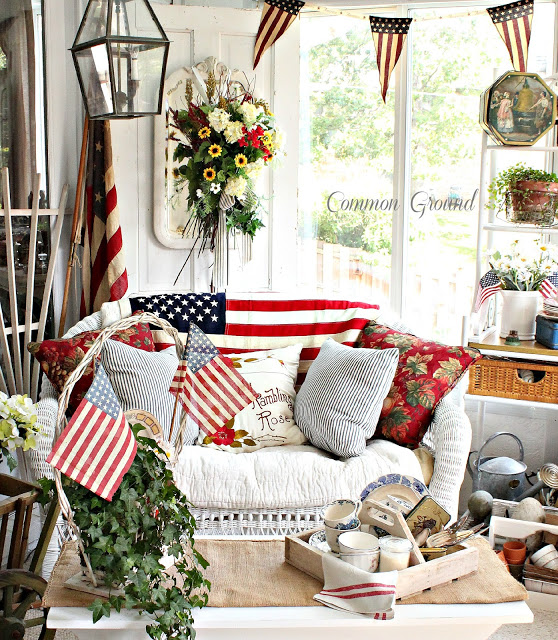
[489,239,557,339]
[487,163,558,225]
[39,426,210,640]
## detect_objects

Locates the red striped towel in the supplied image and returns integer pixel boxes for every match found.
[314,554,397,619]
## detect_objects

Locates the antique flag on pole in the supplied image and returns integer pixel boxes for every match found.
[369,16,413,103]
[487,0,533,72]
[253,0,305,70]
[47,364,137,501]
[169,324,258,437]
[80,120,128,318]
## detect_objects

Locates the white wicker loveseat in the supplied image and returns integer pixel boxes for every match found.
[31,301,472,536]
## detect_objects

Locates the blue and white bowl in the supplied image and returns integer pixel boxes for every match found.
[335,517,360,531]
[324,518,360,552]
[323,499,359,528]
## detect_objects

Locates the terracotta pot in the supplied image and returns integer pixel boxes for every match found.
[511,180,558,213]
[503,540,526,565]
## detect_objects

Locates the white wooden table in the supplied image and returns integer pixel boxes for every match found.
[48,601,533,640]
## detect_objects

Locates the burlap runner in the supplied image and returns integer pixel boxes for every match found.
[43,537,526,609]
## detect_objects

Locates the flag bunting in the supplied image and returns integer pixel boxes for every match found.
[487,0,533,72]
[254,0,305,70]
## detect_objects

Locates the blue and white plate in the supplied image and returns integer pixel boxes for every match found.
[360,474,429,508]
[308,530,332,553]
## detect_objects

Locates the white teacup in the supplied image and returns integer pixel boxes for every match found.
[325,520,360,553]
[340,549,380,573]
[323,499,359,528]
[338,531,379,554]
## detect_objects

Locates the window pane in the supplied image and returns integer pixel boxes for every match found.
[298,15,394,306]
[0,1,51,333]
[406,4,555,342]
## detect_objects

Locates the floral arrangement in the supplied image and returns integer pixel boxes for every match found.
[489,239,557,291]
[170,72,283,250]
[0,393,42,470]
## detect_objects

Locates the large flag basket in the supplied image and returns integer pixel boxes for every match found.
[51,312,186,586]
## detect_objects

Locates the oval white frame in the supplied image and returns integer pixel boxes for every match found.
[153,56,250,249]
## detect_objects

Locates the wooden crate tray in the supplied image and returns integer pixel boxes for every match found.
[284,528,479,601]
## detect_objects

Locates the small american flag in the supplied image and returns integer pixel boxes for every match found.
[47,364,136,501]
[369,16,413,103]
[170,324,258,437]
[487,0,533,72]
[253,0,305,70]
[475,270,558,311]
[540,273,558,298]
[80,120,128,317]
[474,270,502,311]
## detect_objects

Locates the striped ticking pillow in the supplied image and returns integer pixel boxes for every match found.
[100,340,196,445]
[294,339,399,458]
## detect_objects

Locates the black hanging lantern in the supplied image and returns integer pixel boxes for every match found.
[71,0,170,119]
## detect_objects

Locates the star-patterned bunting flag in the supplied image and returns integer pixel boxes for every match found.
[80,120,128,317]
[47,364,136,501]
[254,0,305,70]
[487,0,533,72]
[129,292,226,348]
[369,16,413,103]
[169,324,258,438]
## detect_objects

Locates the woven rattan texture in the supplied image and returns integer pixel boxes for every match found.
[468,358,558,403]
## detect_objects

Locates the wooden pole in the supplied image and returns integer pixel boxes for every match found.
[169,391,180,442]
[58,115,89,338]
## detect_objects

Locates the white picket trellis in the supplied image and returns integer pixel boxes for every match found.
[0,167,68,401]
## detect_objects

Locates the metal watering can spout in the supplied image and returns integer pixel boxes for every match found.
[467,432,526,501]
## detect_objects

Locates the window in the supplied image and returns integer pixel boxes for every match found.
[298,3,558,342]
[0,0,49,328]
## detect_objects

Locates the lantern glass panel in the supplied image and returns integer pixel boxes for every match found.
[109,41,166,115]
[75,0,109,45]
[74,44,114,118]
[109,0,165,39]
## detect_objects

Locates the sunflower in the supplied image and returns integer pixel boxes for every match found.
[203,167,216,181]
[208,144,222,158]
[235,154,248,168]
[262,132,273,146]
[264,153,274,163]
[198,127,211,139]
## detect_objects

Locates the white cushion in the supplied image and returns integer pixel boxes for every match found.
[173,439,424,510]
[294,339,399,457]
[198,344,306,452]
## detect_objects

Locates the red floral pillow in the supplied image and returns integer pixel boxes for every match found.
[357,322,480,448]
[28,322,155,412]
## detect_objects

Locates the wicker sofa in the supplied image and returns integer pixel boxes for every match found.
[31,298,472,535]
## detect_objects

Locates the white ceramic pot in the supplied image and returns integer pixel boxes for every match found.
[499,290,541,340]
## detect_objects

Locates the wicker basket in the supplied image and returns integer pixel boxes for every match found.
[468,357,558,403]
[51,312,184,585]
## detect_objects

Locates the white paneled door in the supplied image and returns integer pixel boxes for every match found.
[110,4,299,295]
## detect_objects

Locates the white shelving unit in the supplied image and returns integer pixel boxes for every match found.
[468,131,558,415]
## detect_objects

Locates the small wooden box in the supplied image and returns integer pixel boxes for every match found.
[284,529,479,600]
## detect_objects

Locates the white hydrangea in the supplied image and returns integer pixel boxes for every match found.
[238,102,263,126]
[224,176,247,199]
[207,108,230,133]
[273,127,285,150]
[224,121,245,143]
[245,159,265,179]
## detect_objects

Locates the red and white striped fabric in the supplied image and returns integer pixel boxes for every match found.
[116,295,380,387]
[314,554,397,618]
[47,364,136,501]
[80,120,128,317]
[219,297,380,387]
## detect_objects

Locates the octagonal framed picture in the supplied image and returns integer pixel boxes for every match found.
[480,71,556,146]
